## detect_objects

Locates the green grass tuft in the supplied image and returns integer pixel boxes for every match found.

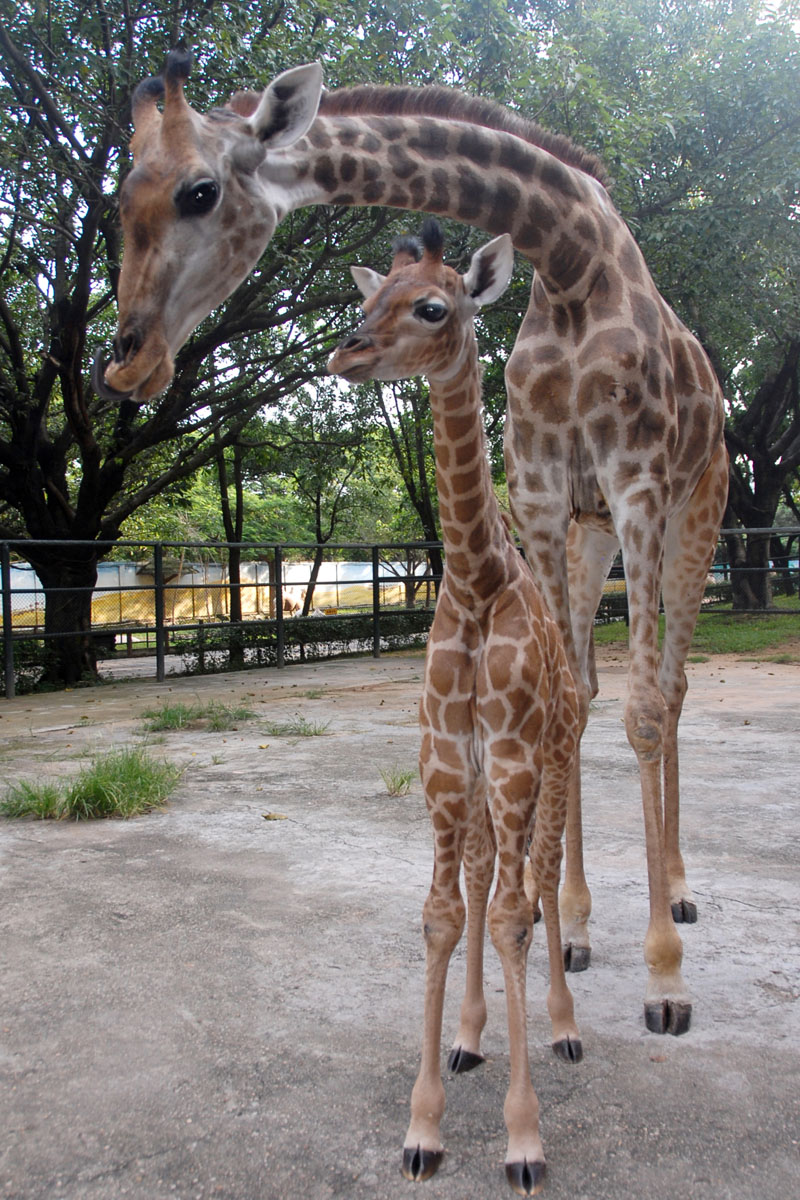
[379,765,417,796]
[142,700,256,732]
[0,780,63,820]
[1,747,182,821]
[262,716,329,737]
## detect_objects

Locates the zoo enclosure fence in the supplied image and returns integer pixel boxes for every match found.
[1,528,798,697]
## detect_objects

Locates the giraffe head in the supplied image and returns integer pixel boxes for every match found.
[94,48,323,402]
[328,220,514,386]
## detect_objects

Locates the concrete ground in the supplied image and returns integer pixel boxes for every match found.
[0,647,798,1200]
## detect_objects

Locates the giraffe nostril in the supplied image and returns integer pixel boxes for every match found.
[113,329,143,363]
[340,333,372,353]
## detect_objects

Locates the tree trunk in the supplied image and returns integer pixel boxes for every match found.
[302,545,326,616]
[724,530,774,610]
[216,440,245,669]
[771,535,798,598]
[26,547,99,686]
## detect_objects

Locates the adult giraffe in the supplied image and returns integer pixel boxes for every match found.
[96,49,729,1034]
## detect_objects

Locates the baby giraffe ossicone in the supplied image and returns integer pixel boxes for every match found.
[328,220,582,1196]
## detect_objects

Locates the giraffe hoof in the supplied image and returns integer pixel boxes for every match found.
[448,1046,485,1074]
[505,1158,546,1195]
[563,944,591,972]
[402,1145,443,1182]
[552,1035,583,1064]
[671,899,698,924]
[644,999,692,1036]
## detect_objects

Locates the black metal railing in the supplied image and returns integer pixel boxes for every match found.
[1,528,798,697]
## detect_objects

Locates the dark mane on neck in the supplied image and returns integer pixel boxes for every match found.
[319,84,609,188]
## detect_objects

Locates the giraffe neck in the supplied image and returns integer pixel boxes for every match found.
[428,344,510,605]
[265,112,619,304]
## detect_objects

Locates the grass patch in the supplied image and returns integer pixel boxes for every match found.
[379,765,417,796]
[142,700,256,732]
[0,780,63,819]
[594,609,800,658]
[0,746,182,821]
[261,716,329,737]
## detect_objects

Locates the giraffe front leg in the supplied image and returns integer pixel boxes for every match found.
[483,759,547,1196]
[449,787,496,1075]
[402,873,467,1182]
[489,876,546,1196]
[403,737,473,1183]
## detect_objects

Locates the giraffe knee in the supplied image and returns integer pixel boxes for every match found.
[488,901,533,960]
[422,895,465,953]
[624,699,665,762]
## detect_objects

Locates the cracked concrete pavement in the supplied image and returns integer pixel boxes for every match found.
[1,647,798,1199]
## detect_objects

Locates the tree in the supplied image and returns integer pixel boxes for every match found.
[0,0,394,682]
[2,0,799,695]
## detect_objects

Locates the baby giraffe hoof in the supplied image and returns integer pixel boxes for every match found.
[552,1036,583,1064]
[402,1145,443,1183]
[644,999,692,1036]
[671,899,698,924]
[447,1046,485,1074]
[505,1158,546,1196]
[563,943,591,972]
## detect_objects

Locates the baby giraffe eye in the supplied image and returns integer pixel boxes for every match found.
[413,299,449,324]
[177,179,220,217]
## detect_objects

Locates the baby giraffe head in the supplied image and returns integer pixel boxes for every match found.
[328,219,514,385]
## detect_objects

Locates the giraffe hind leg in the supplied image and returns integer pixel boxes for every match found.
[449,782,496,1074]
[660,443,729,929]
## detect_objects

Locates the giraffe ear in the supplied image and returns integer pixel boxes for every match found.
[249,62,324,147]
[350,265,386,300]
[463,234,515,307]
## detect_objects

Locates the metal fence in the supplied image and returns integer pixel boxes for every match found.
[1,528,798,697]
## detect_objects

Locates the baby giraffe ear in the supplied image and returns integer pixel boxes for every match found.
[350,265,386,300]
[462,233,515,307]
[249,62,324,148]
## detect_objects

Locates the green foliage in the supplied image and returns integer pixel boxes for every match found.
[2,0,799,663]
[176,609,435,674]
[0,747,182,820]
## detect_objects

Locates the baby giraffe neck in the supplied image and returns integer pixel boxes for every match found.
[429,343,511,604]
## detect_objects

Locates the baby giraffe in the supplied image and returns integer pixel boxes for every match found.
[328,220,581,1196]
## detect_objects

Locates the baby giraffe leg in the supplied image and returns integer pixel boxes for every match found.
[402,746,472,1183]
[532,788,582,1063]
[449,786,496,1074]
[487,765,546,1196]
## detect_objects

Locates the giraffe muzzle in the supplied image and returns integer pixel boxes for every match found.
[91,349,134,401]
[327,331,379,382]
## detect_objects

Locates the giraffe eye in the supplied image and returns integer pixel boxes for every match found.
[177,179,219,217]
[414,300,448,324]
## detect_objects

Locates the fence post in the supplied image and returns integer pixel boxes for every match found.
[372,545,381,659]
[2,544,14,699]
[275,545,285,669]
[154,543,166,683]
